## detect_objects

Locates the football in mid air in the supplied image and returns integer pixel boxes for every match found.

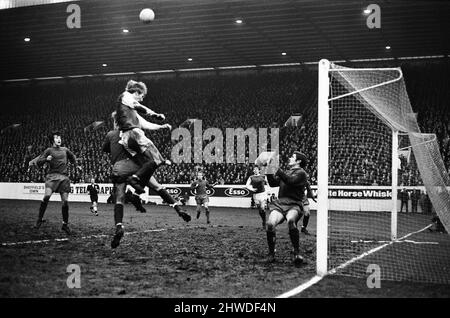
[139,8,155,24]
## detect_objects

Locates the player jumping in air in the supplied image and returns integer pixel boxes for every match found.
[191,171,216,224]
[87,178,100,216]
[32,131,81,234]
[115,80,171,194]
[264,151,309,265]
[246,166,269,229]
[103,126,191,248]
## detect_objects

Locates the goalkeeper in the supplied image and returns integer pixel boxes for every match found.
[262,151,309,265]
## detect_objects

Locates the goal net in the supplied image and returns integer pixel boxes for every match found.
[316,59,450,284]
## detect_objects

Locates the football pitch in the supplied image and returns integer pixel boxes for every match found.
[0,199,449,298]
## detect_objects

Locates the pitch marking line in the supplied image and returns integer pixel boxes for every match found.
[276,224,433,298]
[351,239,438,245]
[0,225,211,247]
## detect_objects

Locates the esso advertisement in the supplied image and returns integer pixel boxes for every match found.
[165,187,182,196]
[191,188,215,196]
[224,188,250,197]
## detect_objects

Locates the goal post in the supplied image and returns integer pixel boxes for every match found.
[316,59,330,276]
[317,59,402,276]
[316,59,450,283]
[391,129,398,241]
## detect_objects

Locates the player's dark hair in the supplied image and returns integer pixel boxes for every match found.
[294,151,308,168]
[48,130,61,144]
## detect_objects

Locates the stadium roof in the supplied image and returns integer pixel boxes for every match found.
[1,0,449,81]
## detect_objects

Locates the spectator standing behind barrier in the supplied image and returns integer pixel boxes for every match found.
[399,188,410,213]
[411,189,420,213]
[425,193,433,215]
[420,191,432,214]
[419,190,427,213]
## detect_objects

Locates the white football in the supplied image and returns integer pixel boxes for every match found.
[255,151,275,166]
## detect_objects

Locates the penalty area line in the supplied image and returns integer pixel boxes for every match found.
[276,224,433,298]
[0,225,204,247]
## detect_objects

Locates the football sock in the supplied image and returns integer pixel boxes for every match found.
[289,228,300,254]
[38,196,50,220]
[205,209,210,222]
[114,204,124,225]
[61,203,69,224]
[259,209,266,225]
[302,214,310,229]
[157,189,176,205]
[266,230,276,254]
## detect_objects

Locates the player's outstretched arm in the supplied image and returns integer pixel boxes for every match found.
[207,180,218,188]
[276,168,308,186]
[66,148,77,165]
[36,149,51,167]
[137,113,171,131]
[28,155,40,167]
[133,103,165,120]
[66,148,82,171]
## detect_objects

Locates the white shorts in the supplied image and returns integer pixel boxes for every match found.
[253,192,268,208]
[119,128,151,156]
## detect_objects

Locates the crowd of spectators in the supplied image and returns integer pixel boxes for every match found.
[1,60,449,186]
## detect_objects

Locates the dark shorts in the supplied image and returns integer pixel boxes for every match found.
[123,129,165,165]
[45,173,71,194]
[269,198,304,217]
[111,159,140,183]
[90,195,98,203]
[195,195,209,205]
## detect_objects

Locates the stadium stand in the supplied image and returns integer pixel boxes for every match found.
[1,60,450,185]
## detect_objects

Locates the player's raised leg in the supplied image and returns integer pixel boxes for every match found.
[148,176,191,222]
[126,130,169,194]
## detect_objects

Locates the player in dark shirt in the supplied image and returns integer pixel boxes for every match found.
[246,166,269,229]
[265,151,309,265]
[103,128,191,248]
[87,178,100,216]
[191,171,216,224]
[115,80,170,195]
[32,131,81,234]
